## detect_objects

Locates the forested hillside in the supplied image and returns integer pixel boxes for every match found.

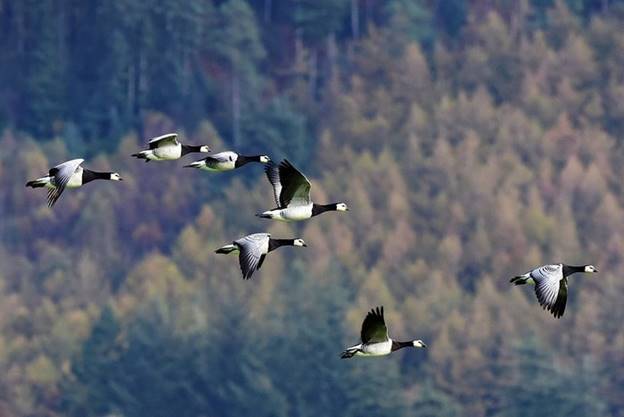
[2,1,624,416]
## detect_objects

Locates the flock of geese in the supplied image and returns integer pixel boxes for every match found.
[25,132,599,358]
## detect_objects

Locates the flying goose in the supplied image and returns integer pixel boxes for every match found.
[184,151,270,172]
[131,133,210,162]
[341,306,426,358]
[510,263,598,318]
[215,233,307,279]
[257,159,348,221]
[26,158,122,207]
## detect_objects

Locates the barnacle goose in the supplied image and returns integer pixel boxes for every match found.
[341,306,426,359]
[184,151,270,172]
[26,158,122,207]
[257,159,348,221]
[131,133,210,162]
[510,263,598,318]
[215,233,306,279]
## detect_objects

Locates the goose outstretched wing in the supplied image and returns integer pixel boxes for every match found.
[360,306,389,344]
[235,233,270,280]
[531,264,567,318]
[148,133,179,149]
[551,279,568,319]
[264,161,283,207]
[47,158,84,207]
[264,159,311,208]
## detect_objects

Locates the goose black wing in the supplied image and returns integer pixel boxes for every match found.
[235,233,270,280]
[360,306,389,344]
[550,278,568,319]
[148,133,179,149]
[264,161,282,207]
[47,158,83,207]
[277,159,311,208]
[531,264,566,318]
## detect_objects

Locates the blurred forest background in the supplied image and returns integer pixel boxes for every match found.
[1,0,624,416]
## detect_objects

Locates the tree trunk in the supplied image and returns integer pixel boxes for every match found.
[326,33,339,96]
[308,48,317,99]
[232,73,241,147]
[264,0,272,23]
[135,28,145,136]
[351,0,359,39]
[364,0,372,33]
[127,60,135,122]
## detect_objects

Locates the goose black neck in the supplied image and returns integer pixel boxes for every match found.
[562,264,586,277]
[235,155,262,168]
[181,144,203,156]
[82,169,113,184]
[391,341,412,352]
[312,203,337,217]
[268,238,294,252]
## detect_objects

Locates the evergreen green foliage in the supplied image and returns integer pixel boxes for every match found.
[503,338,608,417]
[386,0,435,45]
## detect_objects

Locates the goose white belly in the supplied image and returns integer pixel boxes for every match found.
[65,175,83,188]
[203,160,236,172]
[272,205,313,222]
[153,144,182,160]
[259,238,270,255]
[358,340,393,357]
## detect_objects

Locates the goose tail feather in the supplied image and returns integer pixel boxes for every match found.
[131,152,149,160]
[510,274,530,285]
[26,177,49,188]
[340,347,359,359]
[215,244,237,254]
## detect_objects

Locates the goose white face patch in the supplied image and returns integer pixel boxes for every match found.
[412,340,427,348]
[200,145,211,153]
[260,155,271,163]
[110,173,123,181]
[336,203,349,212]
[584,265,598,273]
[293,239,307,247]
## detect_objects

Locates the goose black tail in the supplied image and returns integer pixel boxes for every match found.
[26,180,45,188]
[215,245,237,254]
[256,213,271,219]
[131,153,149,162]
[340,348,358,359]
[510,275,529,285]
